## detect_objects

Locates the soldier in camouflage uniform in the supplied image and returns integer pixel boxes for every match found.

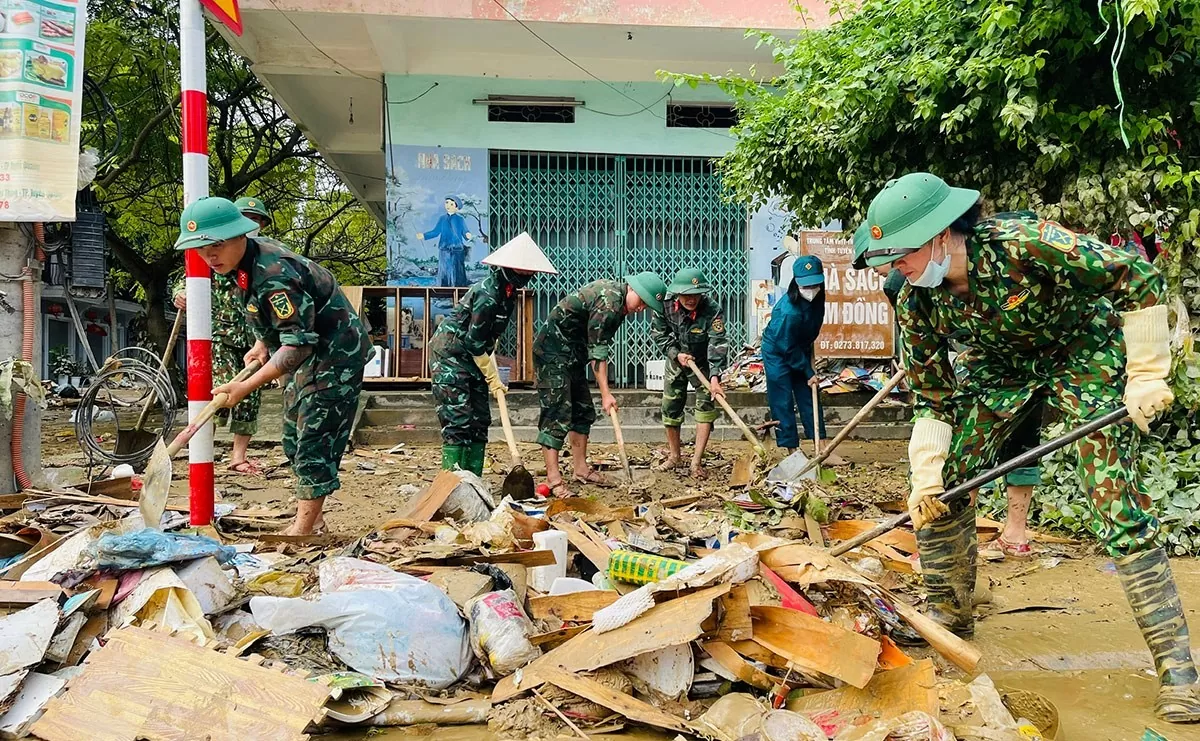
[172,196,273,475]
[859,172,1197,722]
[175,197,371,537]
[428,233,558,475]
[534,272,667,496]
[650,268,727,479]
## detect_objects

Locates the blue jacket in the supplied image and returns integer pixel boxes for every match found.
[761,291,824,375]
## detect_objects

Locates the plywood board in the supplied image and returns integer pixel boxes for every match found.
[552,518,612,573]
[714,585,753,642]
[528,591,620,622]
[540,666,695,736]
[32,627,330,741]
[730,454,755,488]
[701,641,776,691]
[0,599,58,675]
[400,470,461,522]
[751,606,880,689]
[787,659,938,723]
[826,520,918,554]
[493,584,729,702]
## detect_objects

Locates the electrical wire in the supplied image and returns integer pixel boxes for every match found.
[74,349,180,467]
[263,0,382,83]
[582,89,672,117]
[388,82,439,106]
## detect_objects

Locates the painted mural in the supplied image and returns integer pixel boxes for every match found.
[385,145,489,287]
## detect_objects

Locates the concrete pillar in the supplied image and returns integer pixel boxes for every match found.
[0,223,40,494]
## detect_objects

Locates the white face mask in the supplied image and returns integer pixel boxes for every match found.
[246,228,260,238]
[907,238,951,288]
[798,286,821,301]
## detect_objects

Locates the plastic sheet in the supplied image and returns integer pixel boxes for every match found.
[90,529,236,571]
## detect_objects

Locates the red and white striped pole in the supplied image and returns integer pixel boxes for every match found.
[181,0,214,526]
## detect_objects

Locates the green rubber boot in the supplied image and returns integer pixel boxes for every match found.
[463,442,487,477]
[894,503,977,645]
[441,444,465,471]
[1115,547,1200,723]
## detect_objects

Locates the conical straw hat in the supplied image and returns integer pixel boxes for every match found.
[481,232,558,274]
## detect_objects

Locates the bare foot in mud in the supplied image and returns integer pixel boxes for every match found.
[689,466,709,480]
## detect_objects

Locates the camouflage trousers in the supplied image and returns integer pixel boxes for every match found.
[937,338,1158,557]
[213,340,260,437]
[661,357,717,427]
[535,360,596,450]
[429,342,491,445]
[282,374,362,500]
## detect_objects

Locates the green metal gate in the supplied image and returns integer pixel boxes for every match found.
[489,150,747,387]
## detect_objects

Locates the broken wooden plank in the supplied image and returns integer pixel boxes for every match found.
[729,454,754,488]
[420,550,557,568]
[0,581,62,606]
[399,470,461,523]
[804,510,825,548]
[826,520,918,554]
[552,518,612,573]
[544,498,636,522]
[493,584,729,702]
[788,658,938,726]
[714,585,753,642]
[540,666,695,736]
[751,605,880,689]
[701,641,776,691]
[529,625,588,649]
[32,627,330,741]
[528,591,620,622]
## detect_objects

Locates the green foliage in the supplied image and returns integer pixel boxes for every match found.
[85,1,383,348]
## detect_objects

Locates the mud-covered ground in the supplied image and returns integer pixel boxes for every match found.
[38,407,1200,740]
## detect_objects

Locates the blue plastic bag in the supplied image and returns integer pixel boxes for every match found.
[91,528,236,570]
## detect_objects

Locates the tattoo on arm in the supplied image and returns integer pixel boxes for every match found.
[270,345,313,375]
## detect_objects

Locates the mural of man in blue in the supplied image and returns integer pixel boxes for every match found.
[417,195,474,287]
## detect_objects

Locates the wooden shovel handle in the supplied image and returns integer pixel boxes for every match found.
[494,391,522,467]
[607,407,632,482]
[685,359,766,457]
[796,368,906,479]
[165,361,262,456]
[134,308,186,432]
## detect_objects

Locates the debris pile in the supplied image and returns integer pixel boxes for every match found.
[720,349,906,399]
[0,463,1064,740]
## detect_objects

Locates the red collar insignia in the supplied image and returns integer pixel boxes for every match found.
[236,270,249,290]
[505,284,514,298]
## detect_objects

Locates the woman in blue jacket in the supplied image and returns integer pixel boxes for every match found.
[762,256,844,464]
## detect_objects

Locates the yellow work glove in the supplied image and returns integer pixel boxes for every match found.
[907,417,953,531]
[1122,304,1175,433]
[473,354,506,396]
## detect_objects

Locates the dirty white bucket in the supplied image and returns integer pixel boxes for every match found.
[645,360,665,391]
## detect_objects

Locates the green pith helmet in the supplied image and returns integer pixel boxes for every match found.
[174,197,260,250]
[852,222,871,270]
[860,172,980,268]
[667,267,711,296]
[625,271,668,314]
[233,196,271,221]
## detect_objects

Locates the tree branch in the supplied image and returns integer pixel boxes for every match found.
[96,92,181,190]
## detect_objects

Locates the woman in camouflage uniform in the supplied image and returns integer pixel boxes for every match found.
[428,233,558,475]
[860,172,1197,722]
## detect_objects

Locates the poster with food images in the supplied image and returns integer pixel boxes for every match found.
[0,0,85,220]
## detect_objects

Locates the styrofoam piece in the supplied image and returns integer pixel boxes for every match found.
[174,556,238,616]
[548,577,598,596]
[529,531,567,593]
[0,600,59,675]
[621,644,694,700]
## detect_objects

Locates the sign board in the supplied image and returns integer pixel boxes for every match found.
[0,0,87,221]
[800,231,895,359]
[200,0,243,35]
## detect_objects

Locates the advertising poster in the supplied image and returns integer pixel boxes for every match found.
[385,144,489,288]
[0,0,86,221]
[800,231,895,359]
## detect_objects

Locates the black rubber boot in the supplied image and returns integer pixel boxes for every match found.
[893,503,977,645]
[1115,547,1200,723]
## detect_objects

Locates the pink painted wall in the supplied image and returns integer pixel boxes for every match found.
[246,0,825,30]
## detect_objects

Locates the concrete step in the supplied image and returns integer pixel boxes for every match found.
[355,420,913,447]
[364,388,891,410]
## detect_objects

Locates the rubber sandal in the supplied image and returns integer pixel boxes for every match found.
[227,459,264,476]
[546,481,575,498]
[573,469,617,488]
[654,458,682,473]
[981,536,1033,561]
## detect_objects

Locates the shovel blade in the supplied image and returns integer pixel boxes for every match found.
[114,428,160,464]
[767,449,817,483]
[140,439,172,530]
[502,465,537,501]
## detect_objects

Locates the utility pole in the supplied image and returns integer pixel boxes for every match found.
[0,225,39,494]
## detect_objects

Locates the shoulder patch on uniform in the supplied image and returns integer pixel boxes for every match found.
[1002,288,1031,311]
[268,291,295,320]
[711,317,725,333]
[1038,220,1078,253]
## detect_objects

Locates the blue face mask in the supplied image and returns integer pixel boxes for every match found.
[907,242,951,288]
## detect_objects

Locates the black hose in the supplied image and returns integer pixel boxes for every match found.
[74,348,179,467]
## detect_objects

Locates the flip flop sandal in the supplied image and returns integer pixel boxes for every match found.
[981,536,1033,561]
[654,459,682,473]
[546,481,575,498]
[573,469,617,488]
[228,460,265,476]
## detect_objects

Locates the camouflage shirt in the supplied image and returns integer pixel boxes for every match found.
[172,273,254,347]
[236,237,371,399]
[534,279,627,365]
[898,215,1163,422]
[430,269,517,359]
[650,297,728,374]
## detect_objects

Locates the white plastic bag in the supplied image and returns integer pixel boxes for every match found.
[251,557,471,688]
[466,589,540,677]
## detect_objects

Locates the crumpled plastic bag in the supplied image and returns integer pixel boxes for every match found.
[90,528,236,570]
[465,589,540,676]
[0,359,45,421]
[250,557,471,688]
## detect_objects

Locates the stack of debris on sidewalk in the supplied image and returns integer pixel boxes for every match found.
[0,464,1063,740]
[720,348,906,401]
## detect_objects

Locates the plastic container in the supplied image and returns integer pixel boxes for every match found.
[607,550,688,585]
[529,531,567,592]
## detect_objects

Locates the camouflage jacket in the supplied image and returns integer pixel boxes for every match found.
[898,215,1163,422]
[430,268,517,359]
[650,297,728,374]
[534,279,627,365]
[172,273,254,347]
[235,237,371,399]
